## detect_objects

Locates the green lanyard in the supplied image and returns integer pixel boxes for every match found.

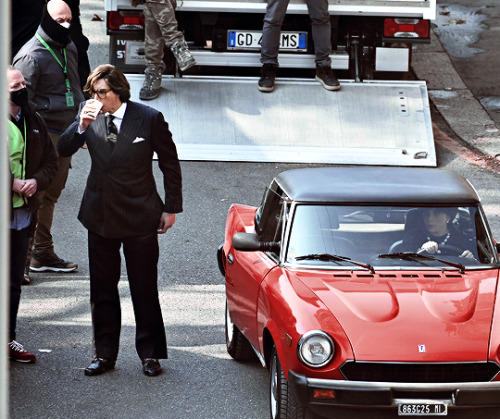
[35,32,75,107]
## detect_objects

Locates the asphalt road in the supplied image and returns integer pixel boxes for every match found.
[8,1,500,418]
[432,0,500,126]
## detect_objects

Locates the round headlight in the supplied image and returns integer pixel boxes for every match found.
[297,331,334,368]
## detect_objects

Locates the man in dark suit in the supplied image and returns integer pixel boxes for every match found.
[58,64,182,377]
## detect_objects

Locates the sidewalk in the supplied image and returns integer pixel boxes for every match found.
[412,28,500,158]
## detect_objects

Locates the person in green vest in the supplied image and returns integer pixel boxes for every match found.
[7,66,58,363]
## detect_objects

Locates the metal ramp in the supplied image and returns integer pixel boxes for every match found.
[127,75,436,166]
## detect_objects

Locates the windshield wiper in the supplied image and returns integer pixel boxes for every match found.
[377,252,465,274]
[295,253,375,273]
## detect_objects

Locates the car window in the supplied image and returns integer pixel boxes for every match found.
[256,183,286,245]
[285,205,497,268]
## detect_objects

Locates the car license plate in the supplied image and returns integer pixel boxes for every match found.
[227,30,307,51]
[398,403,447,416]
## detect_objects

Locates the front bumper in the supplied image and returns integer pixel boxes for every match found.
[289,370,500,414]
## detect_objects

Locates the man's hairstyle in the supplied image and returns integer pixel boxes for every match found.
[423,207,458,220]
[84,64,131,102]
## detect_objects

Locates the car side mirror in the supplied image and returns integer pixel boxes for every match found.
[232,232,280,253]
[496,242,500,254]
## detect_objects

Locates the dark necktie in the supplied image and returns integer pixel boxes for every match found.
[107,114,118,143]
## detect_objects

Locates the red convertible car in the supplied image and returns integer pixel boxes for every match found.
[217,167,500,418]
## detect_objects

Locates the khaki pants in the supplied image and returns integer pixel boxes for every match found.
[31,131,72,257]
[143,1,184,71]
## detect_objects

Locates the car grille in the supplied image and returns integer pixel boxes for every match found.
[340,361,500,383]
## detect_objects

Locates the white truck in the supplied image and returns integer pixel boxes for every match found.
[104,0,438,166]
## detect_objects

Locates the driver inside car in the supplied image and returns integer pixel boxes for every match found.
[401,208,476,259]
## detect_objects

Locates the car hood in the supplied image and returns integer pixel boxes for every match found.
[294,269,499,362]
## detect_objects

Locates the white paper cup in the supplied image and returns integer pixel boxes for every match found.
[87,99,103,118]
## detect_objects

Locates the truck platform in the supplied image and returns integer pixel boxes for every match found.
[127,75,436,167]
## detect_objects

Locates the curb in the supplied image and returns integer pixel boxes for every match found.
[411,29,500,158]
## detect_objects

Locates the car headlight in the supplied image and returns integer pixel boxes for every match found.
[297,331,334,368]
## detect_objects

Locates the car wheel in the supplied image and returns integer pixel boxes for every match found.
[225,301,255,361]
[270,347,304,419]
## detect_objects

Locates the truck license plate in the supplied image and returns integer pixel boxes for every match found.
[398,403,447,416]
[227,30,307,51]
[124,41,145,65]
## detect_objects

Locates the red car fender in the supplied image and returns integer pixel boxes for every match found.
[257,267,354,380]
[225,204,257,238]
[222,204,258,285]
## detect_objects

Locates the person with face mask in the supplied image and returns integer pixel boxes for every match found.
[11,0,91,89]
[13,0,85,280]
[7,66,58,362]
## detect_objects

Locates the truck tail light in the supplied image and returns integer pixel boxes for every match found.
[384,18,430,39]
[107,11,145,31]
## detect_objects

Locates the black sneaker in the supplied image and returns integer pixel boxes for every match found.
[30,253,78,273]
[315,65,341,91]
[258,64,278,93]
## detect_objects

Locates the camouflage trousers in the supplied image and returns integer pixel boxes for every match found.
[143,0,185,71]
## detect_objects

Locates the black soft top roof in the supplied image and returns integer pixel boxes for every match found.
[274,167,480,205]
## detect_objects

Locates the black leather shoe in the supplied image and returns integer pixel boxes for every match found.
[84,358,115,376]
[142,358,162,376]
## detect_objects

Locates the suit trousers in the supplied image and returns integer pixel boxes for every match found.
[261,0,332,67]
[88,230,168,361]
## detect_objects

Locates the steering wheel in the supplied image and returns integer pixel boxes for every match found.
[419,244,463,256]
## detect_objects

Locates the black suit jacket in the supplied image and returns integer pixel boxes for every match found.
[58,100,182,239]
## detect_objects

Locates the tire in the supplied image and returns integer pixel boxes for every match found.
[225,301,256,361]
[270,347,305,419]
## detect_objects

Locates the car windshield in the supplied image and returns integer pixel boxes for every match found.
[285,205,498,269]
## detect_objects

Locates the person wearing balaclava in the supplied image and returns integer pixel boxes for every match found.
[11,0,91,87]
[6,65,58,362]
[13,0,85,279]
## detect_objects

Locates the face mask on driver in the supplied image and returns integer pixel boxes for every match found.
[10,87,29,107]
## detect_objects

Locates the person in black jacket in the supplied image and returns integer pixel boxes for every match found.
[10,0,46,59]
[7,66,58,363]
[58,64,182,377]
[401,208,476,258]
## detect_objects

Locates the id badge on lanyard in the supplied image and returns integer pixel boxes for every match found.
[36,32,75,108]
[65,77,74,107]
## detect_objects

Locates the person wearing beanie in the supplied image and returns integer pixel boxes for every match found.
[13,0,85,277]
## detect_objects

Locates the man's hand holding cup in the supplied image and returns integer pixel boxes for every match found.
[79,99,103,131]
